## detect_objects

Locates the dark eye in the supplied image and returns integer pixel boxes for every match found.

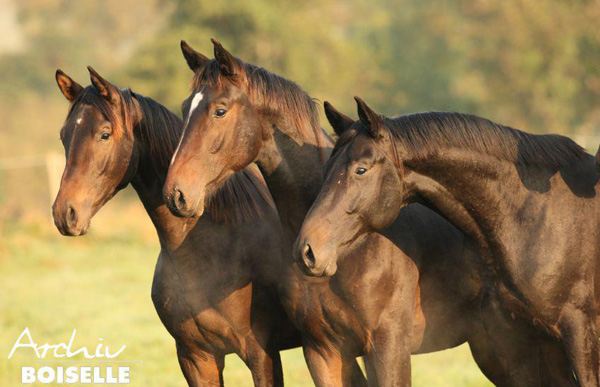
[101,133,111,140]
[215,108,227,118]
[355,167,367,175]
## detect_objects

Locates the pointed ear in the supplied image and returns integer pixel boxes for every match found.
[55,70,83,102]
[354,96,385,139]
[87,66,119,104]
[181,40,209,72]
[211,38,240,76]
[324,101,354,136]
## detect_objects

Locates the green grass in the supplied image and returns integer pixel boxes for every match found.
[0,207,492,386]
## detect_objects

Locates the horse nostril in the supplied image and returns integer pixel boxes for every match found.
[302,243,316,269]
[66,205,78,227]
[174,188,186,209]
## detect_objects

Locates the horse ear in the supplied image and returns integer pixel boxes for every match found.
[181,40,209,72]
[55,70,83,102]
[87,66,119,104]
[354,96,385,139]
[324,101,354,136]
[211,38,241,77]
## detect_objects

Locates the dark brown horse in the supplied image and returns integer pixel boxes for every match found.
[52,67,302,386]
[296,97,600,386]
[162,40,564,386]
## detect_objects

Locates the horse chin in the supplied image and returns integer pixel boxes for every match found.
[323,259,338,277]
[163,186,205,219]
[170,202,204,219]
[58,220,90,237]
[298,257,338,278]
[69,224,90,237]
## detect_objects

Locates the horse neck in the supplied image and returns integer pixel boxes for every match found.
[404,149,532,256]
[128,115,194,250]
[256,113,333,238]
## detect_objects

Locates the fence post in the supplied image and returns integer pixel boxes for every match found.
[45,152,64,210]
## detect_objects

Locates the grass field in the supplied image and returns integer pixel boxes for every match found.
[0,197,492,386]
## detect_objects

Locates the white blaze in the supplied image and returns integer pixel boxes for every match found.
[187,92,204,123]
[171,92,204,165]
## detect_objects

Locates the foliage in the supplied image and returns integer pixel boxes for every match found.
[1,0,600,221]
[3,0,600,132]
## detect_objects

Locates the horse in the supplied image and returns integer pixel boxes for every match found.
[295,97,600,386]
[52,67,301,387]
[162,39,559,386]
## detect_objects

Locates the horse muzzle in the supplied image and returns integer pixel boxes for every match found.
[163,184,205,219]
[294,238,339,277]
[52,200,91,236]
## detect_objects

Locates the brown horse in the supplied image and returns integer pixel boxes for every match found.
[52,67,302,386]
[162,40,565,386]
[296,97,600,386]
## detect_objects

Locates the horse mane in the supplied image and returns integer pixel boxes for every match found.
[338,111,586,169]
[205,166,276,224]
[127,90,182,173]
[387,112,586,168]
[191,58,321,144]
[66,86,274,224]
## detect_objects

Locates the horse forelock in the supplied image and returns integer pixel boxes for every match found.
[66,87,125,138]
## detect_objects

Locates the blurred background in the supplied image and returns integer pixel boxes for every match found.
[1,0,599,385]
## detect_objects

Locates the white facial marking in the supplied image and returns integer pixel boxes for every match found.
[171,131,185,165]
[171,92,204,165]
[187,92,204,123]
[76,118,82,125]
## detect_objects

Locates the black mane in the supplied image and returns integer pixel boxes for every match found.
[335,111,587,169]
[389,112,586,168]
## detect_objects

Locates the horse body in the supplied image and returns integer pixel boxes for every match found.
[148,209,296,386]
[297,99,599,385]
[52,69,299,386]
[407,144,600,387]
[162,40,544,386]
[135,167,295,382]
[402,131,600,322]
[407,149,600,386]
[319,204,484,353]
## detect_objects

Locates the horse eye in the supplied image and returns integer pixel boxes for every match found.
[101,133,111,140]
[215,108,227,118]
[355,167,368,175]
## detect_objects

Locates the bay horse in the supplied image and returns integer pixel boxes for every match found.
[52,67,302,386]
[162,39,562,385]
[296,97,600,386]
